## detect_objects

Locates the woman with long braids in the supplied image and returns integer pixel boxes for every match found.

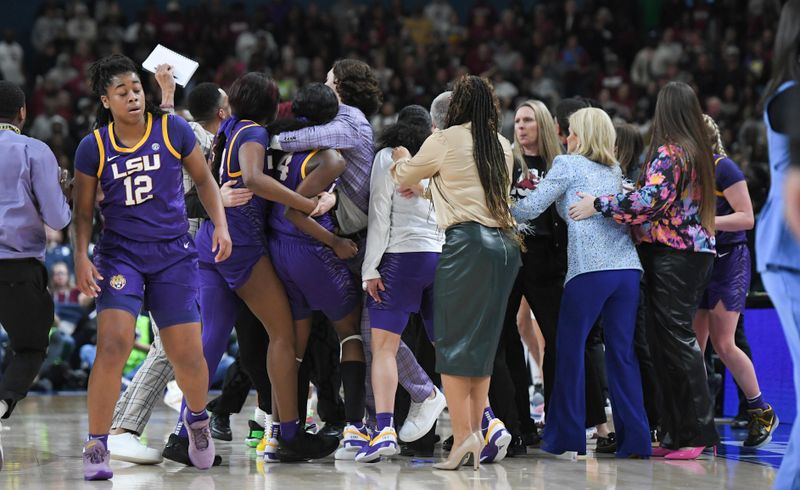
[693,115,778,449]
[72,54,231,479]
[391,75,521,471]
[570,82,719,460]
[193,72,338,463]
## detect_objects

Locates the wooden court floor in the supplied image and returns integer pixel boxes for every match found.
[0,395,784,489]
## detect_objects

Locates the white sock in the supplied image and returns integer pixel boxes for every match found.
[0,400,8,418]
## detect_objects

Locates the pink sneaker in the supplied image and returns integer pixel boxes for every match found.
[183,409,216,469]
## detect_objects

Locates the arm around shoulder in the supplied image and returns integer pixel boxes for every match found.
[391,131,447,187]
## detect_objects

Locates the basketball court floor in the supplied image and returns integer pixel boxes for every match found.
[0,395,787,489]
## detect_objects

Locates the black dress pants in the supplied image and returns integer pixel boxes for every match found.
[231,303,272,414]
[207,355,253,415]
[639,244,719,449]
[491,239,607,433]
[633,281,663,430]
[298,313,345,425]
[0,259,53,418]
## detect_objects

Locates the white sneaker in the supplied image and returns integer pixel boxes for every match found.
[108,432,163,464]
[399,387,446,442]
[334,424,371,460]
[354,427,399,463]
[262,424,280,463]
[163,380,183,412]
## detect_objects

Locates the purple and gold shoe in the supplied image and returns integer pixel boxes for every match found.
[480,418,512,464]
[355,427,399,463]
[183,409,216,470]
[83,439,113,481]
[334,424,371,460]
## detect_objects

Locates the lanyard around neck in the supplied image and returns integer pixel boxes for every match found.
[0,123,20,134]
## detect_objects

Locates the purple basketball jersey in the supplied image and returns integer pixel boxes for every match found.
[713,154,747,247]
[75,113,193,241]
[217,118,270,242]
[268,150,335,242]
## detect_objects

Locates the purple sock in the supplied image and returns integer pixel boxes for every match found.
[746,393,769,411]
[186,409,209,424]
[177,409,208,438]
[377,412,394,431]
[270,422,281,439]
[88,434,108,447]
[482,406,495,431]
[280,420,299,442]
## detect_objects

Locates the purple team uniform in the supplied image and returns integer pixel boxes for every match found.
[267,150,360,321]
[699,154,751,312]
[74,113,200,327]
[367,252,438,340]
[195,118,270,289]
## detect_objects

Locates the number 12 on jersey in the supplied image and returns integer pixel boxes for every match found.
[123,175,154,205]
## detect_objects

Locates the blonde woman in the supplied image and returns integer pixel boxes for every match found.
[692,115,778,448]
[512,108,651,458]
[506,100,564,428]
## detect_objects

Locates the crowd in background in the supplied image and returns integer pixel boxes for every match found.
[0,0,784,391]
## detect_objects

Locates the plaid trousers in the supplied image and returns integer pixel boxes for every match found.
[111,324,174,435]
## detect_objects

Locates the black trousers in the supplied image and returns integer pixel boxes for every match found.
[0,258,54,418]
[230,303,272,414]
[639,244,719,449]
[216,307,346,422]
[491,239,607,433]
[733,315,754,416]
[207,355,252,415]
[633,282,663,430]
[298,313,346,425]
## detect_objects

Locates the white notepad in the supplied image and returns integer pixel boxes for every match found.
[142,44,199,87]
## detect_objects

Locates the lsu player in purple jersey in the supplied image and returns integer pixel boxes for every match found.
[196,73,339,462]
[266,83,368,460]
[72,55,232,480]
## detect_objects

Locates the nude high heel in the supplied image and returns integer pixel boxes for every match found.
[434,432,482,471]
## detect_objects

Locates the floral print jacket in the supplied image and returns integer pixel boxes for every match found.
[593,144,716,253]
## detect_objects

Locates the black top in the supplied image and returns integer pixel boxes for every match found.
[184,186,209,220]
[512,155,567,255]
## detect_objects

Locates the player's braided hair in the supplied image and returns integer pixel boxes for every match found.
[88,54,163,127]
[444,75,516,233]
[702,114,728,158]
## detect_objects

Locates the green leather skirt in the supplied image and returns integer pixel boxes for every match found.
[433,222,521,376]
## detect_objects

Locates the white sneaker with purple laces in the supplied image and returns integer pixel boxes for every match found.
[355,427,399,463]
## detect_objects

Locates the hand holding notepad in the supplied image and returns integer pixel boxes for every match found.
[142,44,199,87]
